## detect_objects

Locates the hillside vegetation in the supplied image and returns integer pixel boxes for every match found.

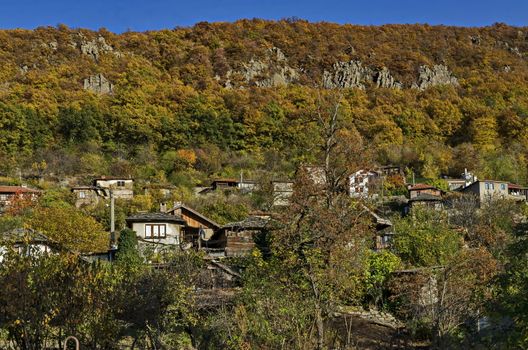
[1,20,528,184]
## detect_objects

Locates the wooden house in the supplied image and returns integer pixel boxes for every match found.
[166,203,220,248]
[507,183,528,202]
[212,216,270,257]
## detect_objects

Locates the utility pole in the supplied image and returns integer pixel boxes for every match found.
[110,189,115,247]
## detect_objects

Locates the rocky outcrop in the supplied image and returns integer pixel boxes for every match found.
[470,35,481,46]
[224,47,299,88]
[71,34,121,60]
[413,65,459,90]
[83,73,113,94]
[323,60,401,89]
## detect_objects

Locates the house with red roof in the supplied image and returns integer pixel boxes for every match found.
[0,186,40,213]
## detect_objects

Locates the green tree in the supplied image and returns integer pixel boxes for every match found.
[394,207,462,267]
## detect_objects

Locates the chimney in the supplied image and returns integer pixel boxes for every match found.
[160,202,167,213]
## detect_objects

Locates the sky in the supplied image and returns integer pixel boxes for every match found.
[1,0,527,33]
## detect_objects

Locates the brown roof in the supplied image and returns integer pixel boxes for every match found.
[409,183,438,191]
[166,203,221,229]
[0,186,40,194]
[508,183,527,190]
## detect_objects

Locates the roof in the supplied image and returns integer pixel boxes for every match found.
[1,228,52,244]
[508,183,527,190]
[361,204,392,229]
[71,186,99,190]
[444,178,466,183]
[211,178,238,183]
[126,212,185,224]
[223,216,270,230]
[409,183,439,191]
[93,176,133,181]
[166,203,221,228]
[0,186,40,194]
[409,193,443,202]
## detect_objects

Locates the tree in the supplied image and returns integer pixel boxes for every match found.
[115,228,143,273]
[28,206,109,253]
[393,207,462,267]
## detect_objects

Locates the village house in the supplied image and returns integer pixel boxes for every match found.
[0,228,60,263]
[271,180,294,206]
[507,183,528,201]
[444,168,477,191]
[198,178,257,194]
[165,202,220,249]
[92,176,134,200]
[211,215,270,257]
[408,183,444,199]
[349,169,380,198]
[363,206,394,251]
[71,186,107,208]
[460,180,509,204]
[126,212,186,246]
[0,185,40,213]
[444,178,467,191]
[406,184,445,213]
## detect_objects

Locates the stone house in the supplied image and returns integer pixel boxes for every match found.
[408,183,444,199]
[460,180,509,204]
[71,186,107,208]
[0,186,40,213]
[271,180,294,206]
[92,176,134,200]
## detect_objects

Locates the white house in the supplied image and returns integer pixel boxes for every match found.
[348,169,379,198]
[93,176,134,200]
[126,212,186,246]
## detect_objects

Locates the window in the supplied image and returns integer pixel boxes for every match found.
[78,191,86,199]
[485,183,490,190]
[501,184,506,191]
[117,181,125,187]
[145,224,166,238]
[0,194,7,201]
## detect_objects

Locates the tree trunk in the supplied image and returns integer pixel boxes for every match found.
[315,301,324,350]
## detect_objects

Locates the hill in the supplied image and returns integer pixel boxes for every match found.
[1,20,528,184]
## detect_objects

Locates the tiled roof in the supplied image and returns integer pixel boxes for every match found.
[409,183,437,191]
[508,183,527,190]
[0,186,40,193]
[126,212,185,224]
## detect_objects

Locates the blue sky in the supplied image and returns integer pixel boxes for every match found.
[1,0,527,32]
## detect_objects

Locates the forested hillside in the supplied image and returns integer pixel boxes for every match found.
[1,20,528,183]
